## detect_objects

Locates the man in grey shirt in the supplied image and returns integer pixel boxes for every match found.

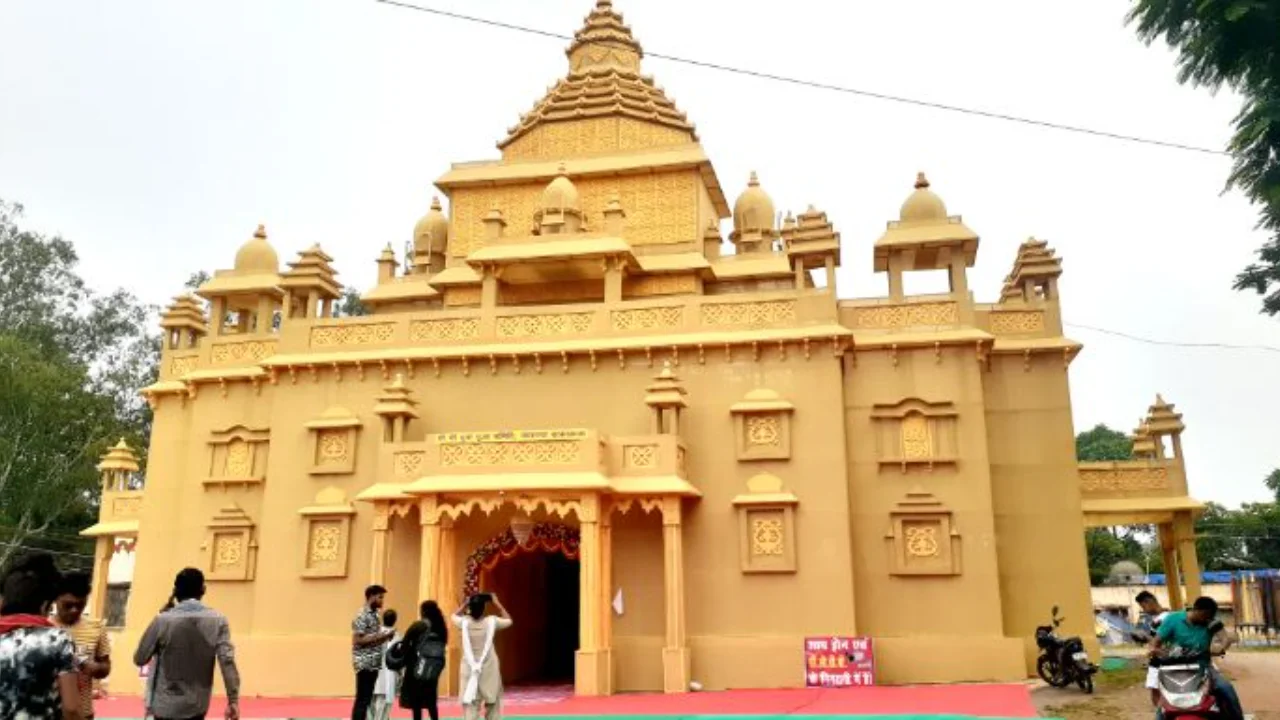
[134,569,239,720]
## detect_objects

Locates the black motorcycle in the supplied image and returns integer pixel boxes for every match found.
[1035,605,1098,693]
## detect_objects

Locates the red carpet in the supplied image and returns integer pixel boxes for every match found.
[96,684,1038,718]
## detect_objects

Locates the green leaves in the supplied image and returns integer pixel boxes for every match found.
[1076,424,1134,461]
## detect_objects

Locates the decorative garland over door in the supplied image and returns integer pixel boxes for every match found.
[463,522,581,597]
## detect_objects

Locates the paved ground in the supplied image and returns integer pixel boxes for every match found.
[1032,650,1279,720]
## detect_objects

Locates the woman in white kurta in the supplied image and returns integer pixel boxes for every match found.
[452,593,512,720]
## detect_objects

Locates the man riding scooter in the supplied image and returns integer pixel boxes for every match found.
[1148,597,1244,720]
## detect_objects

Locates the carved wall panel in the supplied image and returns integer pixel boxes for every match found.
[733,473,798,573]
[439,440,580,467]
[730,390,795,461]
[169,355,198,377]
[987,310,1046,336]
[502,117,691,161]
[305,408,361,476]
[500,280,603,306]
[209,340,277,366]
[701,300,796,327]
[202,505,257,582]
[624,274,698,299]
[610,306,683,332]
[496,312,594,338]
[298,487,356,579]
[409,318,479,342]
[443,287,482,308]
[1078,465,1171,493]
[850,302,958,330]
[623,444,657,469]
[310,323,396,348]
[884,489,961,576]
[206,426,270,487]
[870,399,959,470]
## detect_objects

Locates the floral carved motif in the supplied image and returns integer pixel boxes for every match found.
[625,445,657,469]
[213,536,243,569]
[905,525,940,557]
[988,311,1046,335]
[444,287,482,307]
[393,451,425,478]
[746,416,781,447]
[439,441,579,467]
[310,324,396,348]
[170,356,198,376]
[852,302,958,329]
[409,318,479,342]
[611,306,683,331]
[701,300,796,327]
[1079,467,1170,492]
[900,414,932,459]
[224,440,253,477]
[316,430,348,465]
[308,522,342,564]
[210,340,276,365]
[751,517,785,556]
[496,313,593,338]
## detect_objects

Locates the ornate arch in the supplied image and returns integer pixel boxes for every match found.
[462,522,580,597]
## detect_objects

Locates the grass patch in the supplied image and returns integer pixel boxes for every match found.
[1042,702,1126,720]
[1095,663,1146,691]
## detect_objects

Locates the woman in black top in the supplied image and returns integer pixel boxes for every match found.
[387,600,448,720]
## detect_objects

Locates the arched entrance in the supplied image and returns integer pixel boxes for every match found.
[465,523,581,686]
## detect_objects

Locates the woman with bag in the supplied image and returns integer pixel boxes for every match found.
[451,593,512,720]
[386,600,449,720]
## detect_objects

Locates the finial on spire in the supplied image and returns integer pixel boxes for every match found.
[430,196,442,210]
[556,162,568,176]
[914,172,930,189]
[255,224,267,238]
[748,171,759,187]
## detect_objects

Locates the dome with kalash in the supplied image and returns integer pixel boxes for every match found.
[731,172,776,250]
[234,224,279,273]
[413,196,449,255]
[534,165,584,234]
[899,172,947,223]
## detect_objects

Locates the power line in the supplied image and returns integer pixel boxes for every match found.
[0,541,94,560]
[373,0,1230,157]
[1065,322,1280,354]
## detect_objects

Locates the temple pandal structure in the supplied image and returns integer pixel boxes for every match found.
[84,0,1208,698]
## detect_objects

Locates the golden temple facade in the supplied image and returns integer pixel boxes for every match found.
[87,0,1207,698]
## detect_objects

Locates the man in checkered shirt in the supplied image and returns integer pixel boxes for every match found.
[351,585,394,720]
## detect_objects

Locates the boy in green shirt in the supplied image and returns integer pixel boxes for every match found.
[1150,597,1242,720]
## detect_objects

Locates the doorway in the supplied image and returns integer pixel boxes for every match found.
[485,548,580,685]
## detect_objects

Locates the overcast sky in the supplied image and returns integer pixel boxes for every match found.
[2,0,1278,507]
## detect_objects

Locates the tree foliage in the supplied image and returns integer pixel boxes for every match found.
[1076,424,1135,461]
[1127,1,1280,314]
[0,199,159,568]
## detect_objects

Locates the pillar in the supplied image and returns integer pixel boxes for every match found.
[370,505,390,585]
[948,256,969,298]
[600,505,615,695]
[418,497,442,605]
[1157,522,1182,609]
[604,258,623,303]
[824,255,836,293]
[480,266,499,310]
[661,496,690,694]
[89,536,114,621]
[256,296,272,332]
[436,517,460,697]
[1173,511,1202,601]
[307,290,319,319]
[794,260,806,290]
[575,493,610,696]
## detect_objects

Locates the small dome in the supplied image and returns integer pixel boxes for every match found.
[413,196,449,254]
[899,172,947,223]
[541,165,581,213]
[733,171,775,234]
[234,225,279,274]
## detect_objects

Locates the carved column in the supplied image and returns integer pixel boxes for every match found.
[1173,511,1202,602]
[480,265,499,310]
[824,255,837,293]
[661,496,690,694]
[604,257,623,303]
[575,493,610,696]
[600,502,615,695]
[370,504,390,585]
[436,516,459,696]
[89,536,114,621]
[1157,522,1182,609]
[418,496,442,605]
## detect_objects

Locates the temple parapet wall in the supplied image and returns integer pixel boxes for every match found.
[1077,459,1189,501]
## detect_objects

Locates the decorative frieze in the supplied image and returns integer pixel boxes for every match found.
[409,318,479,342]
[169,355,198,377]
[701,300,796,327]
[310,323,396,348]
[988,310,1045,335]
[851,302,958,330]
[1079,465,1170,493]
[210,340,277,366]
[611,306,683,331]
[496,312,593,338]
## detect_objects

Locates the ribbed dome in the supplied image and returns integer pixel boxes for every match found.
[899,172,947,223]
[234,225,279,273]
[541,166,581,213]
[413,196,449,254]
[733,171,775,234]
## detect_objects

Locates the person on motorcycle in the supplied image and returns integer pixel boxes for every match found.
[1149,596,1243,720]
[1135,590,1168,707]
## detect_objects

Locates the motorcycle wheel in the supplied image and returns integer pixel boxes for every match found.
[1036,656,1065,687]
[1076,673,1093,694]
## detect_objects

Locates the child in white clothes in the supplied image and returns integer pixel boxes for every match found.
[370,609,401,720]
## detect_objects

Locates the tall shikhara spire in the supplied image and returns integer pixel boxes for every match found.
[498,0,696,153]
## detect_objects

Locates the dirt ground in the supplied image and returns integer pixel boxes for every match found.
[1033,649,1280,720]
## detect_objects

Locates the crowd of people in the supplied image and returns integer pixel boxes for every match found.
[0,552,514,720]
